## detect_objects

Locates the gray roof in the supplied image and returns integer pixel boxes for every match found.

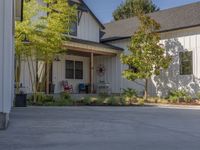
[101,2,200,42]
[70,38,124,51]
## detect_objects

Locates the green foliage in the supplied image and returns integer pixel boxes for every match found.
[113,0,159,21]
[196,92,200,100]
[106,96,122,106]
[121,14,172,100]
[28,92,73,106]
[15,0,77,60]
[137,98,145,105]
[15,0,77,97]
[28,93,55,105]
[122,88,137,97]
[122,88,138,104]
[169,90,191,103]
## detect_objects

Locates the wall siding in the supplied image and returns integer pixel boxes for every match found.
[53,55,90,93]
[74,11,100,42]
[107,26,200,97]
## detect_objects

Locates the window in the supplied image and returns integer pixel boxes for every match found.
[65,60,83,79]
[75,61,83,79]
[65,60,74,79]
[69,21,77,36]
[179,51,193,75]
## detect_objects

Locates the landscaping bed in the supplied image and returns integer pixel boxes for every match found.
[27,89,200,107]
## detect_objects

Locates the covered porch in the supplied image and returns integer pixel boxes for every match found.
[52,38,123,94]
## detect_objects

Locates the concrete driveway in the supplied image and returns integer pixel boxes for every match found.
[1,106,200,150]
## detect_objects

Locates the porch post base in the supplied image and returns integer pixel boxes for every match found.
[0,113,9,130]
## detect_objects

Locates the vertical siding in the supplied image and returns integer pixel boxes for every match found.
[76,12,100,42]
[94,55,121,93]
[53,55,90,93]
[106,26,200,97]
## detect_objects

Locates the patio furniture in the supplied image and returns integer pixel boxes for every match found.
[79,83,86,93]
[62,81,73,93]
[97,82,111,94]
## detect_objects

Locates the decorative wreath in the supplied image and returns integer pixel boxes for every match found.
[97,64,105,76]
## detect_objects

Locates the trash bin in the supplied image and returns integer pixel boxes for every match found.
[15,93,27,107]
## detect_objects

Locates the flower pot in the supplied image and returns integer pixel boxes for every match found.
[15,94,27,107]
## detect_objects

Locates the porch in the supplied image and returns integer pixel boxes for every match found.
[52,38,123,94]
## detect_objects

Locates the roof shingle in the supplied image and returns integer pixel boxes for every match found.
[101,2,200,42]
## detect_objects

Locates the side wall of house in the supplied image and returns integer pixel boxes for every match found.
[0,0,14,129]
[107,26,200,97]
[150,26,200,97]
[107,39,145,95]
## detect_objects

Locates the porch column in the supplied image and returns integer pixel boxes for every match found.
[90,53,94,93]
[0,0,14,129]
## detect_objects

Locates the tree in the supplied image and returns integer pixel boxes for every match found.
[113,0,159,21]
[15,0,77,102]
[121,14,171,100]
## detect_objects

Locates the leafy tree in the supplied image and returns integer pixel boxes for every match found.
[121,14,171,100]
[15,0,77,101]
[113,0,159,21]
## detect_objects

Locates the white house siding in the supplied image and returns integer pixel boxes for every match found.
[53,55,90,93]
[76,12,100,42]
[0,0,14,128]
[107,39,145,95]
[150,26,200,97]
[107,26,200,97]
[94,55,121,93]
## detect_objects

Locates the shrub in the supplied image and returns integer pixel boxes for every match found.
[168,89,190,103]
[122,88,138,104]
[196,92,200,100]
[106,96,121,106]
[137,98,145,105]
[28,93,55,105]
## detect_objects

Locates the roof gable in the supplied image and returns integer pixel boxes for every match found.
[102,2,200,42]
[71,0,105,29]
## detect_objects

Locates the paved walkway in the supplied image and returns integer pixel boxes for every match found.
[1,106,200,150]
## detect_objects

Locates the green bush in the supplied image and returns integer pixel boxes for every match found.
[168,89,190,103]
[28,92,74,106]
[196,92,200,100]
[28,93,55,105]
[106,96,121,106]
[122,88,138,104]
[137,98,145,105]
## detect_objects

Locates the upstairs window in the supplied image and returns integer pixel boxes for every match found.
[69,21,77,36]
[179,51,193,75]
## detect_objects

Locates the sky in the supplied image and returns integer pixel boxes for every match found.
[84,0,200,23]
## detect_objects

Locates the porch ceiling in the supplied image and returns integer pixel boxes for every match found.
[63,38,124,56]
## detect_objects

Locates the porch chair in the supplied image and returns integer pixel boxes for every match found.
[79,83,86,93]
[62,81,73,93]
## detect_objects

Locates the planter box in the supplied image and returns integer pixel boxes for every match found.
[15,94,27,107]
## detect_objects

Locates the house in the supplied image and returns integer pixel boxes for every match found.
[0,0,22,129]
[19,1,200,98]
[102,2,200,97]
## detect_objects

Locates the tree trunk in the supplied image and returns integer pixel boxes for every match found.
[46,62,50,94]
[15,55,21,93]
[144,78,148,101]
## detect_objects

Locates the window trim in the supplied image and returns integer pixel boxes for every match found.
[179,51,193,75]
[65,60,83,80]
